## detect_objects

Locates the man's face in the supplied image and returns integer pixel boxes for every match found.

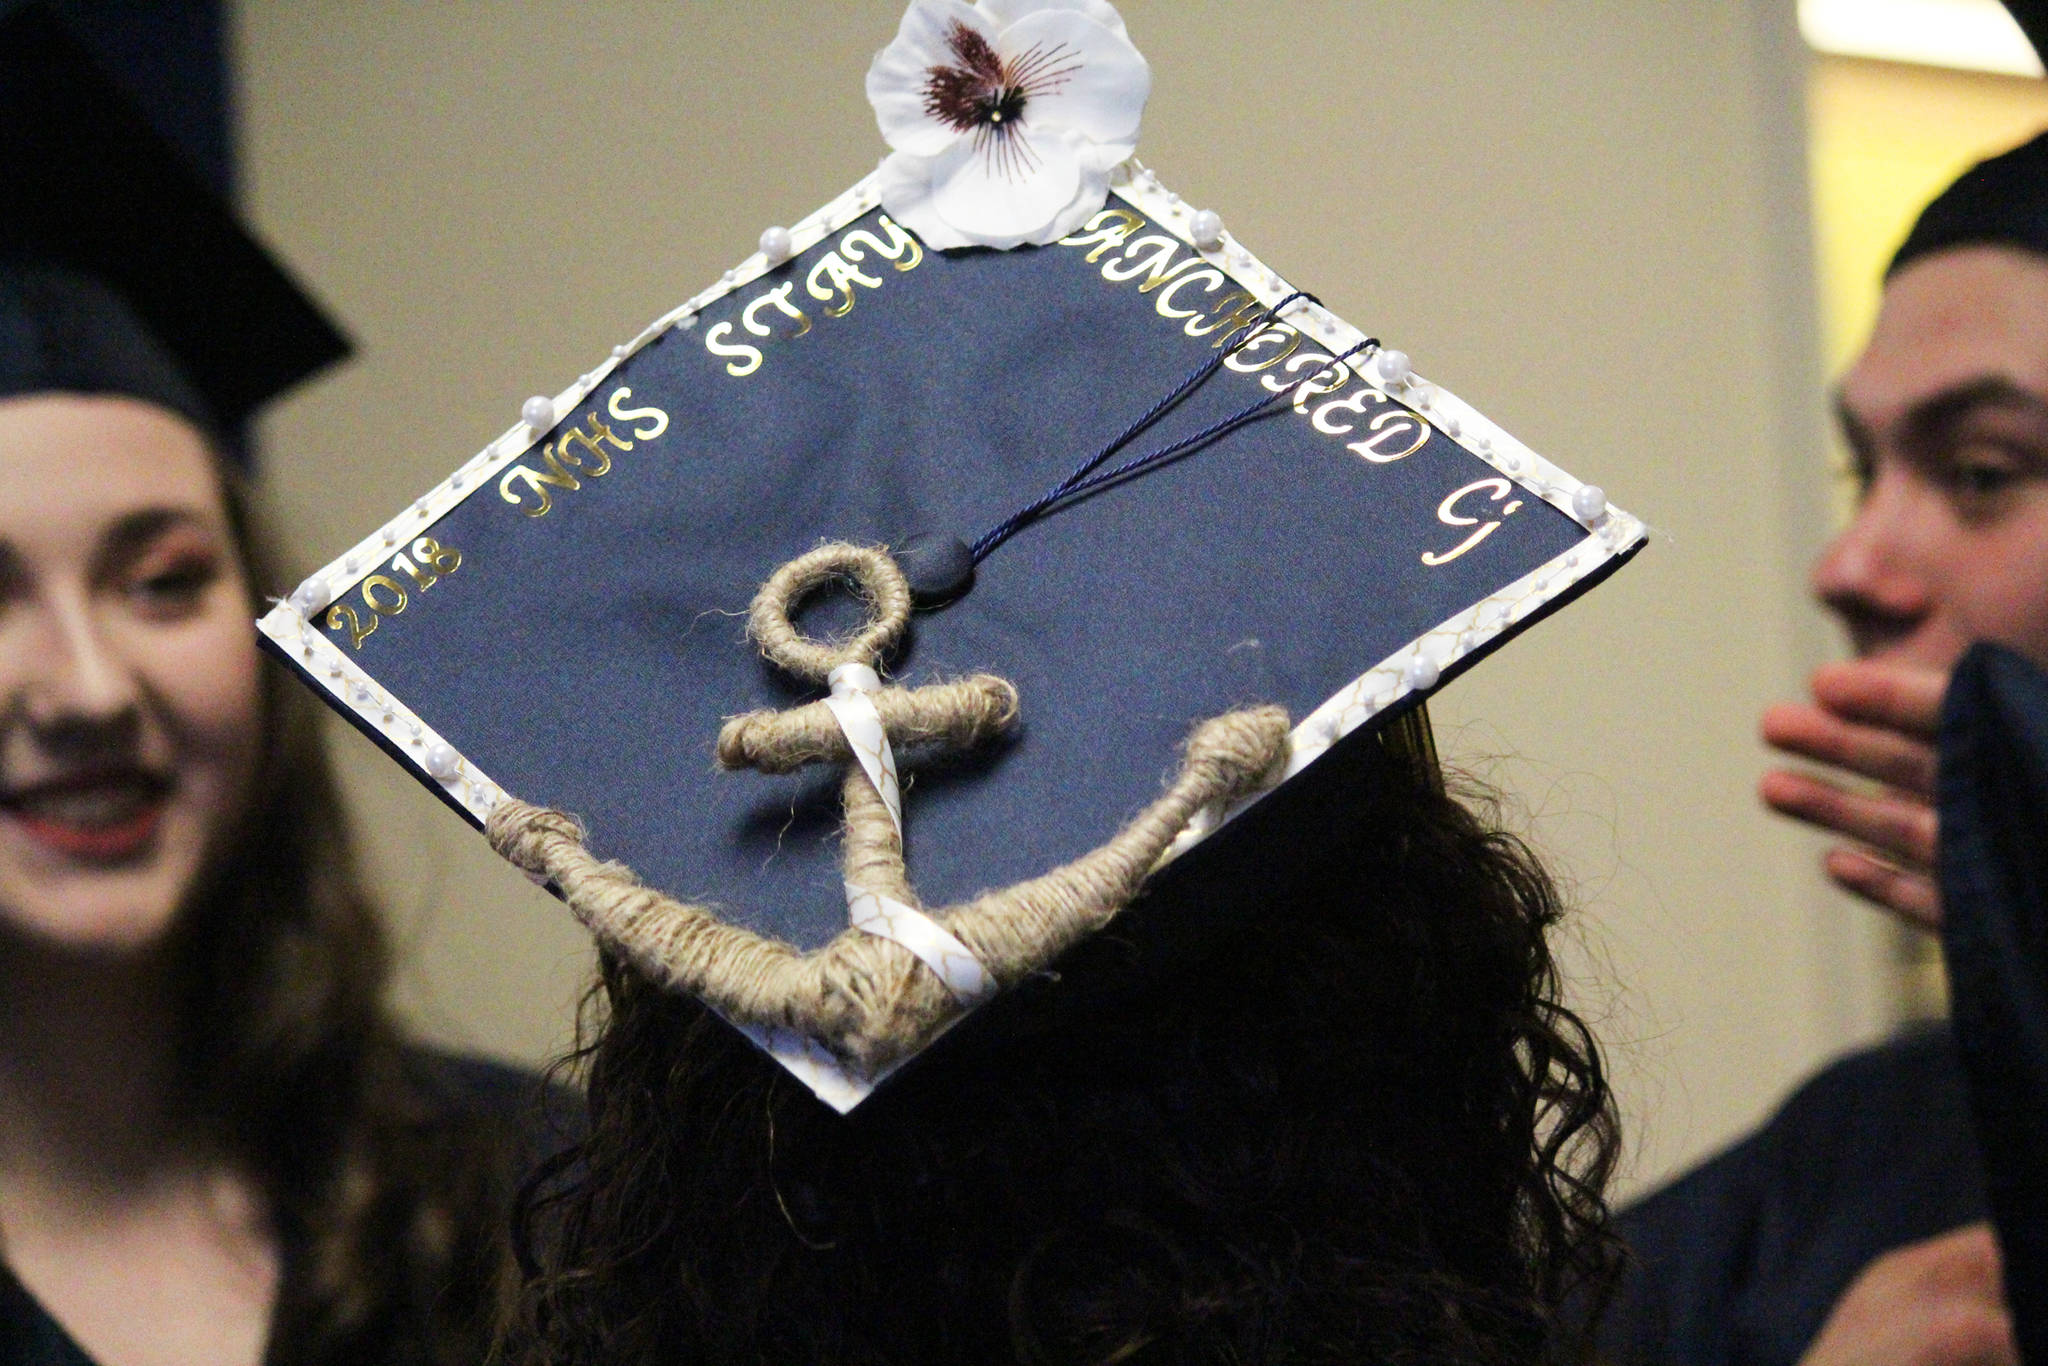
[1821,244,2048,671]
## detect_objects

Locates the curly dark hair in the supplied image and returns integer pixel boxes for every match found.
[512,718,1620,1366]
[162,469,539,1365]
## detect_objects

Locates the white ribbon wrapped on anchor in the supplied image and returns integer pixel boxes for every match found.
[824,662,998,1005]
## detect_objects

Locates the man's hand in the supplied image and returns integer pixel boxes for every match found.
[1760,658,1947,930]
[1799,1224,2014,1366]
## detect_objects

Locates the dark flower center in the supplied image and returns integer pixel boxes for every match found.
[921,22,1081,179]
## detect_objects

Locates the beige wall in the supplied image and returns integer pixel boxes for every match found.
[235,2,1886,1197]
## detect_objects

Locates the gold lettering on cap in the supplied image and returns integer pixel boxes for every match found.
[607,388,669,441]
[704,322,763,377]
[1057,207,1145,263]
[807,251,884,318]
[1349,408,1432,464]
[498,451,582,518]
[742,283,812,340]
[1100,234,1203,293]
[840,216,924,273]
[552,416,632,478]
[1192,289,1263,342]
[1421,477,1524,566]
[1222,323,1301,373]
[1254,350,1354,414]
[709,215,926,378]
[497,388,668,520]
[1049,197,1501,513]
[321,536,471,651]
[1153,267,1227,324]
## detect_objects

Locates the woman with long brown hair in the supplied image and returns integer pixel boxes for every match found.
[0,16,556,1365]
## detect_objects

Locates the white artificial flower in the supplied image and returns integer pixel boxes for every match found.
[866,0,1150,251]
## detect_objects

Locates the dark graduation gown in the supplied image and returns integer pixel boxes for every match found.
[0,1049,572,1366]
[1595,1026,1987,1366]
[1938,642,2048,1364]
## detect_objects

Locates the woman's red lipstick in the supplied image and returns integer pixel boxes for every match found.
[0,770,172,862]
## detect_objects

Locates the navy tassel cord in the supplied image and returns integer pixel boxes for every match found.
[968,291,1377,564]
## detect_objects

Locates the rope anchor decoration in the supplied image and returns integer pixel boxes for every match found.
[486,542,1292,1076]
[718,543,1017,1006]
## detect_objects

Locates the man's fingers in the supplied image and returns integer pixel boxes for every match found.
[1918,1223,2004,1287]
[1759,768,1940,868]
[1762,700,1939,795]
[1761,659,1948,931]
[1810,658,1948,740]
[1822,847,1943,931]
[1798,1225,2013,1366]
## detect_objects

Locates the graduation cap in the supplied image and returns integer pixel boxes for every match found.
[0,4,349,443]
[260,0,1646,1111]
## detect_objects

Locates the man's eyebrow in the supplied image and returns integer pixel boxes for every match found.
[1900,376,2048,452]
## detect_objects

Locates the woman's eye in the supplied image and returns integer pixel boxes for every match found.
[127,557,219,614]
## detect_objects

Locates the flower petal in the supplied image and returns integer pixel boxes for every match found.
[1022,142,1111,246]
[877,150,979,251]
[930,124,1087,250]
[976,0,1130,42]
[996,8,1149,149]
[1073,137,1132,173]
[866,0,996,157]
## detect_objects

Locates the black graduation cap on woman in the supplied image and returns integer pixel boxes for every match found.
[0,4,348,453]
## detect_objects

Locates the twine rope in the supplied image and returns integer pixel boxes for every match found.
[485,542,1292,1074]
[823,658,991,1003]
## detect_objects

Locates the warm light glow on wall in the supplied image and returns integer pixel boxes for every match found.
[1800,0,2042,76]
[1807,56,2048,379]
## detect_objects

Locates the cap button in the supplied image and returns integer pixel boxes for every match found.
[896,535,976,609]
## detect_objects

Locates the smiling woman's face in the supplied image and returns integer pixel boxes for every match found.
[0,394,261,951]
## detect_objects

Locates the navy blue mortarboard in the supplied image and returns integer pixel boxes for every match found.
[260,0,1644,1110]
[0,5,349,448]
